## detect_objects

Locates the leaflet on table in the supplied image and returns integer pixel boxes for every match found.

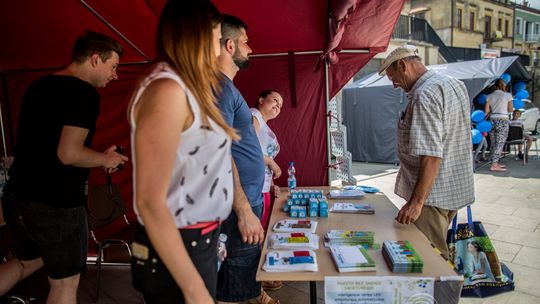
[263,250,318,272]
[325,230,375,242]
[268,232,319,250]
[327,188,366,199]
[342,185,380,193]
[330,245,376,272]
[272,219,318,233]
[325,230,376,248]
[329,202,374,214]
[324,240,379,249]
[382,240,424,273]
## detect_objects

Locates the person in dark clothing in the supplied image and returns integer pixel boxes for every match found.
[0,30,128,303]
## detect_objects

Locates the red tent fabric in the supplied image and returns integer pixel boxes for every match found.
[0,0,404,227]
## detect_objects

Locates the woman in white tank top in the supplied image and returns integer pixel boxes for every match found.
[250,90,284,229]
[128,2,239,303]
[485,79,513,172]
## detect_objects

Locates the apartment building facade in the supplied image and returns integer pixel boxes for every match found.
[514,4,540,65]
[409,0,514,51]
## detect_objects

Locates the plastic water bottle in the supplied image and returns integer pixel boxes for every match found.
[287,162,297,189]
[217,233,227,271]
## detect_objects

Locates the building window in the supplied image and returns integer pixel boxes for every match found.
[470,12,475,31]
[535,23,540,35]
[505,19,509,37]
[516,18,522,35]
[485,15,492,39]
[498,18,502,31]
[457,8,463,29]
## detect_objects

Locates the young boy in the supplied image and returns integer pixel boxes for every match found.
[510,110,534,159]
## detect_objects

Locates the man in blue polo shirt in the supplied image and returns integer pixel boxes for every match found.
[215,15,272,304]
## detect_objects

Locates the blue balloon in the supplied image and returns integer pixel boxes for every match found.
[477,94,488,105]
[472,129,483,144]
[501,73,511,84]
[471,110,486,123]
[476,120,492,132]
[513,98,525,110]
[515,89,529,100]
[514,81,526,92]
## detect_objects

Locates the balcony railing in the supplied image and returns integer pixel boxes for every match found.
[392,15,458,62]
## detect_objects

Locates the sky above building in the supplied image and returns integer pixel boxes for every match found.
[511,0,540,10]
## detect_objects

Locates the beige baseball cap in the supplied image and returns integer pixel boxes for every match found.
[378,46,419,76]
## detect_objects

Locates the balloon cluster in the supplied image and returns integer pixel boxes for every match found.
[513,80,528,110]
[472,73,529,144]
[471,110,491,144]
[503,73,528,110]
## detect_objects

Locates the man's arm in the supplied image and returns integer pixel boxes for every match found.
[231,159,264,245]
[396,155,441,225]
[57,125,127,170]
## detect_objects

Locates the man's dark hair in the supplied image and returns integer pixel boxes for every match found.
[221,15,248,47]
[71,30,124,64]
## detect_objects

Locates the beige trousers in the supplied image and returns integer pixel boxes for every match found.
[414,205,457,260]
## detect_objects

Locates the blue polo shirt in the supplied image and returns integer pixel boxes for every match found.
[217,76,265,207]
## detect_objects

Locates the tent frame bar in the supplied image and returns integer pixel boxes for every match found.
[250,49,369,58]
[80,0,150,60]
[0,61,152,76]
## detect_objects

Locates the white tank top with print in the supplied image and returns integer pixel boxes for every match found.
[250,108,279,193]
[129,62,233,228]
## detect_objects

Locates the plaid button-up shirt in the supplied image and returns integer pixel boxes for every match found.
[395,70,475,210]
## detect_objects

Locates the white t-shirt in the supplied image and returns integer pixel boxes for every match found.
[250,108,279,193]
[130,62,233,228]
[487,90,512,119]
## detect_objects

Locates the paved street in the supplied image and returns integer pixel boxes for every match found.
[266,154,540,303]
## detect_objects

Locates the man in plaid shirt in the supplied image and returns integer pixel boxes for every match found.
[379,46,474,259]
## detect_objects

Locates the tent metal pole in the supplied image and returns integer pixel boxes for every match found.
[250,49,369,59]
[0,76,10,161]
[325,60,331,186]
[79,0,150,60]
[0,60,152,76]
[0,91,7,161]
[338,50,371,53]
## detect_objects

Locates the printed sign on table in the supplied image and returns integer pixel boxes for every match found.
[324,276,434,304]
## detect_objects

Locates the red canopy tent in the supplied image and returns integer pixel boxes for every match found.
[0,0,404,227]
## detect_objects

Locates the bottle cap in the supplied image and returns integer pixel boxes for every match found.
[219,233,228,242]
[289,162,295,165]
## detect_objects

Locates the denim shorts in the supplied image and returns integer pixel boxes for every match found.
[2,193,88,279]
[216,204,263,302]
[131,223,220,303]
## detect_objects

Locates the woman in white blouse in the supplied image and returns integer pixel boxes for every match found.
[485,79,513,172]
[128,1,238,303]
